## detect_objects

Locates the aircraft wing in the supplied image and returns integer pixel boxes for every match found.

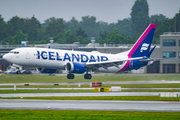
[85,56,144,70]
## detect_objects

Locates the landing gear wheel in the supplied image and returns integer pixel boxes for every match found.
[67,73,75,79]
[84,74,92,79]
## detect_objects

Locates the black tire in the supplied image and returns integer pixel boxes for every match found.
[67,74,70,79]
[84,74,92,79]
[70,74,75,79]
[67,74,75,79]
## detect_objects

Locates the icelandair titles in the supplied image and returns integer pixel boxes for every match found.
[37,51,108,62]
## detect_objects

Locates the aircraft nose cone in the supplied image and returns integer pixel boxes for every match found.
[3,54,10,61]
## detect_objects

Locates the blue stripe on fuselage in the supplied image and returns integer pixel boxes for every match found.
[37,51,108,63]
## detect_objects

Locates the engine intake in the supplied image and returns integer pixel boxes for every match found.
[66,62,86,73]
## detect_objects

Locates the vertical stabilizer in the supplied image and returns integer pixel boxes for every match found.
[128,24,156,58]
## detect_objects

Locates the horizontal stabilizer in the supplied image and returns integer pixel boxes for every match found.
[140,58,155,62]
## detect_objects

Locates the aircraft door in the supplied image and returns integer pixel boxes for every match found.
[25,50,30,59]
[25,50,31,65]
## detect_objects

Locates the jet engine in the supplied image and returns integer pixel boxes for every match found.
[66,62,86,74]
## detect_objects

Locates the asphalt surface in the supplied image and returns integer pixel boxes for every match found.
[0,88,180,90]
[0,99,180,112]
[1,92,180,97]
[1,81,180,86]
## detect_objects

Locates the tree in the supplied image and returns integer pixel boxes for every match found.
[42,17,56,28]
[150,14,168,23]
[45,18,64,37]
[80,16,98,38]
[3,30,27,45]
[174,13,180,32]
[75,27,88,38]
[0,15,6,44]
[106,29,130,44]
[99,31,108,41]
[65,17,79,34]
[131,0,149,36]
[64,31,76,44]
[116,18,132,37]
[23,16,42,42]
[76,36,90,44]
[6,16,24,36]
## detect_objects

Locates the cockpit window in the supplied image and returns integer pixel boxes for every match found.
[14,52,19,54]
[14,51,19,54]
[9,51,19,54]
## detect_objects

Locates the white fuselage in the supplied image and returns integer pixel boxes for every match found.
[4,47,129,73]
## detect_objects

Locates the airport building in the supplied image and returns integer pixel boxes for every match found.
[159,32,180,73]
[0,32,180,73]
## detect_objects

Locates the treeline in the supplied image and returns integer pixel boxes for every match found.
[0,15,133,45]
[0,0,180,45]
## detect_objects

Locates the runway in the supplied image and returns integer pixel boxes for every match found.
[1,92,180,97]
[0,99,180,112]
[0,81,180,86]
[1,88,180,90]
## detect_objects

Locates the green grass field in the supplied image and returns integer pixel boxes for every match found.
[2,96,180,101]
[0,74,180,119]
[0,74,180,101]
[1,83,180,88]
[0,74,180,83]
[0,110,180,120]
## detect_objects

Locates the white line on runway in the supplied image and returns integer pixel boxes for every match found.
[0,88,180,90]
[1,92,180,97]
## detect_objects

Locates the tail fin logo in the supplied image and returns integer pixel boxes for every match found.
[140,43,149,52]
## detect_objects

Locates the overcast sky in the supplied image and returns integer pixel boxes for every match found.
[0,0,180,23]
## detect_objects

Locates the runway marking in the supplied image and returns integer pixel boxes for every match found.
[0,92,180,97]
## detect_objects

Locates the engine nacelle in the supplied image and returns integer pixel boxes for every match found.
[37,68,57,73]
[66,62,86,73]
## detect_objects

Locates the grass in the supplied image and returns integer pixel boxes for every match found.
[0,89,180,94]
[1,83,180,88]
[0,74,180,83]
[0,74,180,101]
[0,110,180,120]
[0,89,94,93]
[2,96,180,101]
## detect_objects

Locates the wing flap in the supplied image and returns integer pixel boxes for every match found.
[85,57,144,69]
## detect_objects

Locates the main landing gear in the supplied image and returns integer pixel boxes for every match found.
[67,73,92,79]
[67,69,92,79]
[84,69,92,79]
[84,74,92,79]
[67,73,75,79]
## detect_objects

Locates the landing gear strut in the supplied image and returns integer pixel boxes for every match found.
[67,73,75,79]
[84,68,92,79]
[84,74,92,79]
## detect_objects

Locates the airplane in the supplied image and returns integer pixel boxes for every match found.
[3,24,156,79]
